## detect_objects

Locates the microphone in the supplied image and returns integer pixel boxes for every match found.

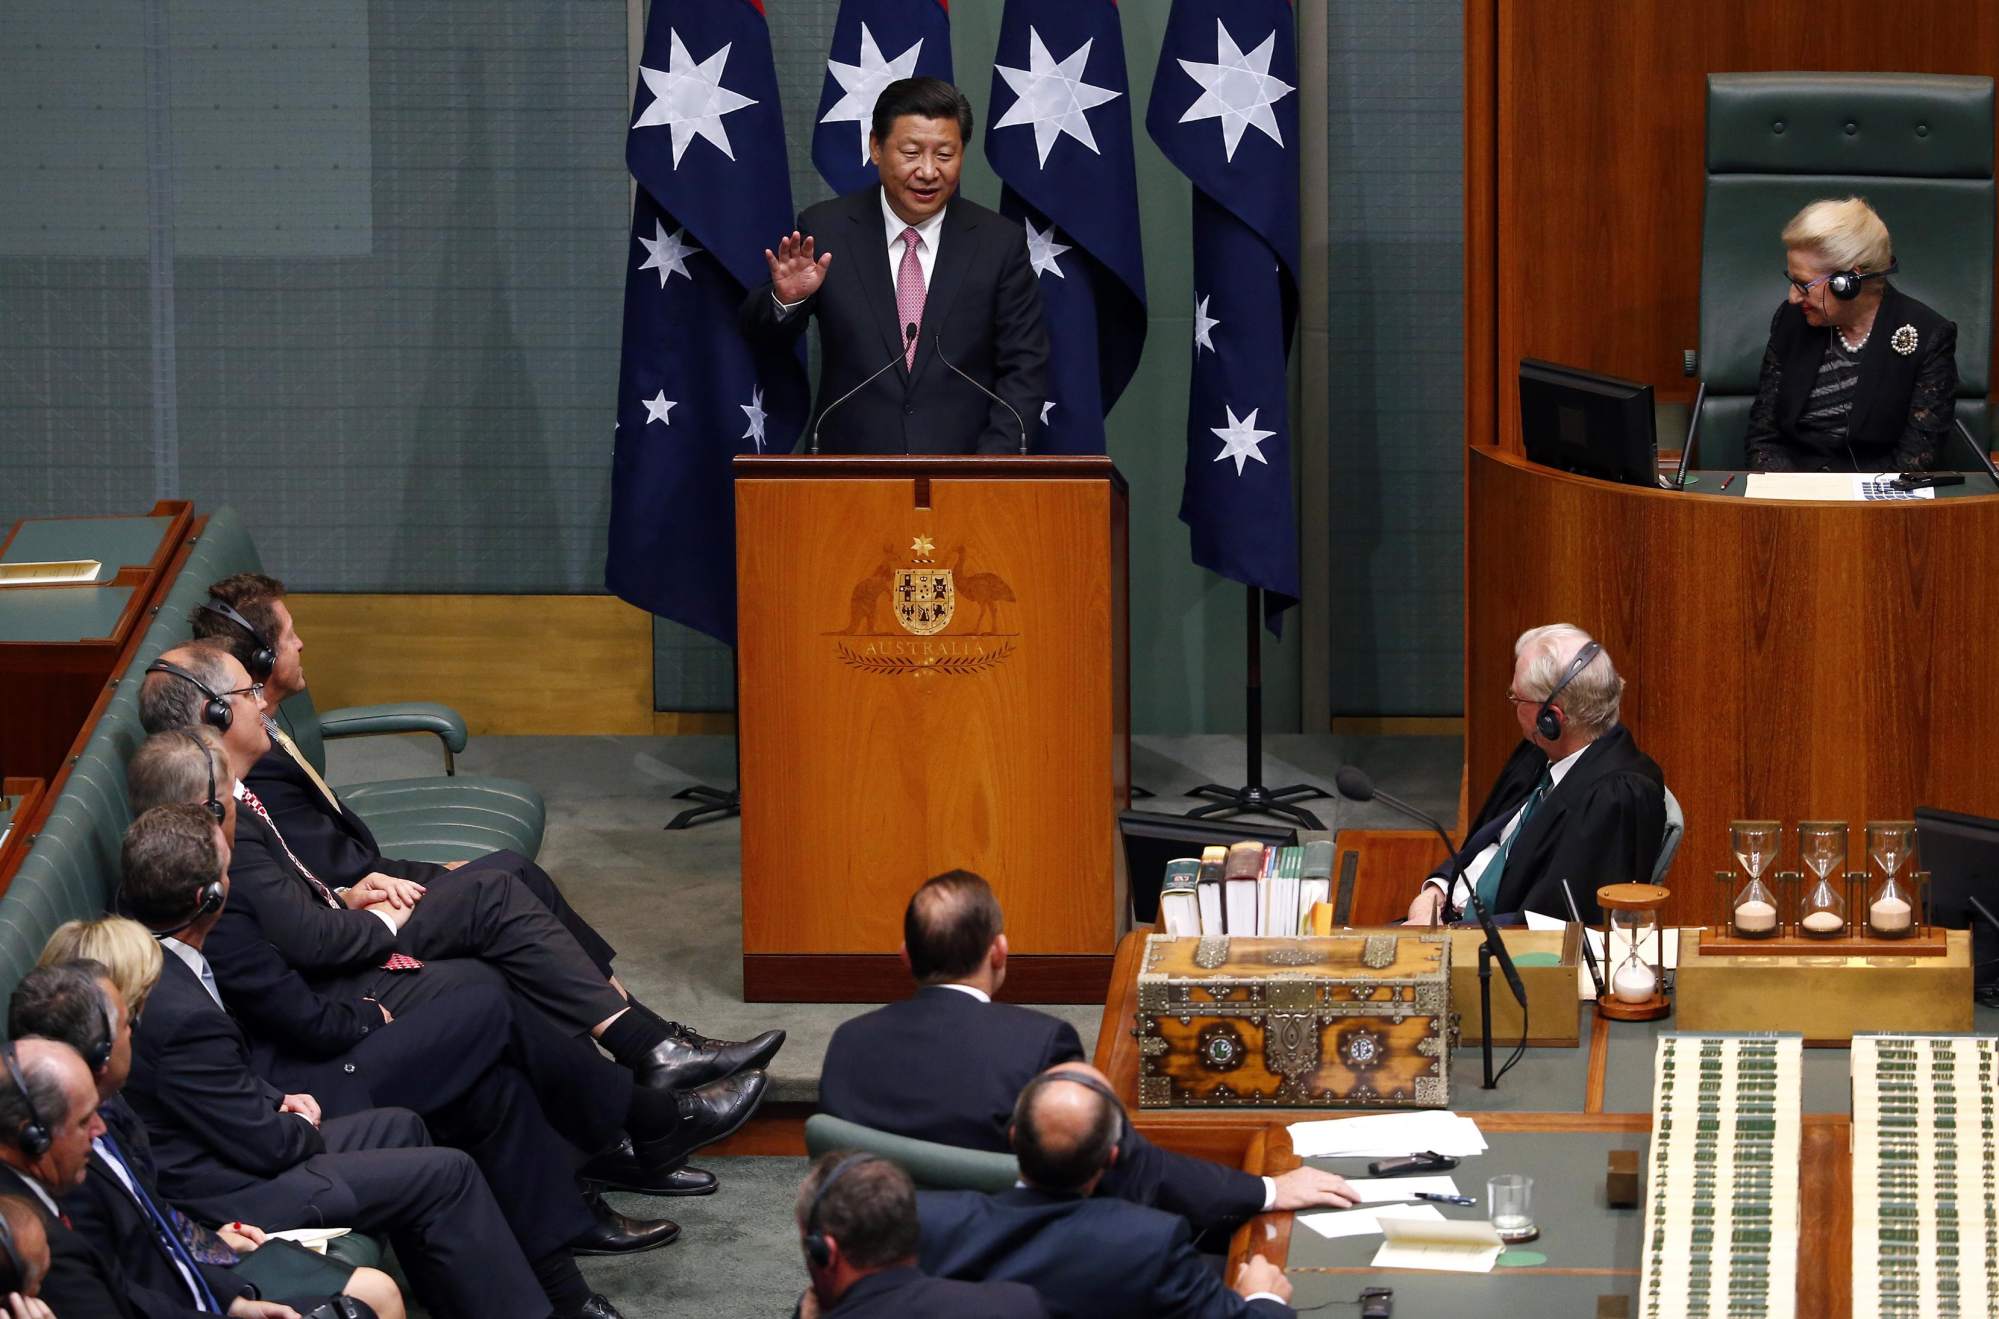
[811,324,917,455]
[1561,877,1606,1000]
[1332,765,1528,1011]
[933,333,1028,455]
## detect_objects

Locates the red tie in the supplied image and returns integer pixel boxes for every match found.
[895,227,925,369]
[238,788,421,972]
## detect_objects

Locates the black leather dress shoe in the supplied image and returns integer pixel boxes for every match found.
[634,1024,786,1093]
[568,1191,681,1256]
[634,1070,768,1170]
[579,1136,719,1196]
[572,1295,623,1319]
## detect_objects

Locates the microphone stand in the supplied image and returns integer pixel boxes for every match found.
[1186,587,1330,829]
[1353,778,1527,1090]
[664,664,741,829]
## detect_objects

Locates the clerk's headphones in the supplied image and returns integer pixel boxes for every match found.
[180,728,226,824]
[145,659,233,731]
[1533,640,1603,741]
[1827,257,1899,301]
[801,1152,887,1270]
[1,1043,51,1158]
[198,599,276,682]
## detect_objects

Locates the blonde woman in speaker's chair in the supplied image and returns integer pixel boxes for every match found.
[1746,197,1958,473]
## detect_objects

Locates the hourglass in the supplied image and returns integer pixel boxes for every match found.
[1797,821,1849,937]
[1596,883,1671,1021]
[1727,820,1781,937]
[1865,821,1917,938]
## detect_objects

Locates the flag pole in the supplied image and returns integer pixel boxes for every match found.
[664,657,741,830]
[1183,585,1329,829]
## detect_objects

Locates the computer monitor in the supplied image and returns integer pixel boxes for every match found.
[1917,806,1999,990]
[1519,357,1658,488]
[1117,810,1297,925]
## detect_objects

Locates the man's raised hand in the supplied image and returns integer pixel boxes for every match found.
[766,230,832,305]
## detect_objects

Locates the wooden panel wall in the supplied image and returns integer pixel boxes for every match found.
[1467,0,1999,457]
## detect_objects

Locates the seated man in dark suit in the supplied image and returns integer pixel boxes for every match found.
[124,728,737,1197]
[0,1193,52,1314]
[10,960,402,1319]
[820,872,1353,1235]
[0,1038,181,1319]
[918,1069,1293,1318]
[113,802,599,1319]
[135,640,778,1110]
[791,1153,1044,1319]
[1406,624,1666,927]
[742,77,1048,454]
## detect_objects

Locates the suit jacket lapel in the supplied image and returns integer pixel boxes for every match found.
[1776,312,1827,430]
[907,198,978,391]
[849,190,908,371]
[1845,283,1902,446]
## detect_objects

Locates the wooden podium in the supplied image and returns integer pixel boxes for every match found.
[733,455,1129,1002]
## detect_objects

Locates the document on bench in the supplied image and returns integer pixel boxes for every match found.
[1740,472,1934,501]
[1369,1215,1505,1272]
[1288,1111,1487,1159]
[1297,1202,1444,1240]
[1341,1174,1463,1202]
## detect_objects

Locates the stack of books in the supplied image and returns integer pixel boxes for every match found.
[1158,834,1336,937]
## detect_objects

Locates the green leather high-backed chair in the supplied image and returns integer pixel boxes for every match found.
[803,1114,1021,1193]
[1691,73,1994,470]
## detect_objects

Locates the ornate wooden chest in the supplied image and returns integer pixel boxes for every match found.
[1134,932,1452,1109]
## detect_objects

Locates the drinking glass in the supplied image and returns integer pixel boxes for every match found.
[1488,1173,1537,1242]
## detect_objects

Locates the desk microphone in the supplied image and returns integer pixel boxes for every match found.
[934,333,1029,455]
[811,324,916,455]
[1332,766,1528,1011]
[1561,877,1606,999]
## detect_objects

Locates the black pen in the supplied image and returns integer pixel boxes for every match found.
[1412,1192,1477,1206]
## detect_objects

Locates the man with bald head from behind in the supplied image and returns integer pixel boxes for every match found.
[916,1062,1295,1319]
[0,1194,53,1317]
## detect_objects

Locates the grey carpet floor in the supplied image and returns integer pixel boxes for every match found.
[323,731,1461,1318]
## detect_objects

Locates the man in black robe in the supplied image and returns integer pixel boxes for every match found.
[1408,624,1666,926]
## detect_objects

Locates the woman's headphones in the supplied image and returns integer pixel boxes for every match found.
[145,660,233,732]
[1,1043,51,1158]
[801,1152,886,1270]
[1534,640,1603,741]
[198,599,276,682]
[1827,257,1899,301]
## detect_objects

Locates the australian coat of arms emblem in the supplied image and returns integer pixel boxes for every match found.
[830,535,1016,677]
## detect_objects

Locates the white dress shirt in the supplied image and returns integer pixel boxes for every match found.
[1424,744,1590,912]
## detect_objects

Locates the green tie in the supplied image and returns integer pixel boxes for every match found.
[1476,769,1553,911]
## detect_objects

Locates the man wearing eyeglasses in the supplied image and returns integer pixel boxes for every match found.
[1406,624,1666,927]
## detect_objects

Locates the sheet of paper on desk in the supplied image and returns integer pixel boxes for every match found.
[1297,1202,1444,1240]
[1288,1111,1487,1159]
[1522,912,1685,999]
[1738,472,1933,501]
[1369,1215,1505,1273]
[1342,1174,1462,1202]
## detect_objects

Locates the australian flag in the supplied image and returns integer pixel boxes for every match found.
[606,0,809,644]
[1147,1,1301,630]
[985,0,1145,455]
[812,0,953,196]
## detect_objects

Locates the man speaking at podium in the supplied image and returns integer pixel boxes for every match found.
[741,78,1048,455]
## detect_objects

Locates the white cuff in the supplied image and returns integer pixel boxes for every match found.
[1243,1293,1285,1306]
[771,291,804,318]
[1261,1176,1277,1212]
[368,907,399,933]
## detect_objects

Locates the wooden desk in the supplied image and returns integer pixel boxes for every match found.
[1227,1114,1852,1318]
[0,502,195,781]
[1468,448,1999,925]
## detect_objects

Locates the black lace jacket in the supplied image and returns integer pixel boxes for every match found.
[1745,283,1958,471]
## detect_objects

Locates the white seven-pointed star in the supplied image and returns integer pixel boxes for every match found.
[1024,218,1072,279]
[820,24,924,165]
[1211,405,1275,475]
[1193,294,1221,352]
[633,30,760,167]
[992,30,1123,167]
[1176,20,1296,161]
[636,220,701,287]
[1040,400,1057,424]
[740,387,768,451]
[642,391,676,426]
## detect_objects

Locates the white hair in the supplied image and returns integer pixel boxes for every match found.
[1513,623,1623,737]
[1782,197,1893,275]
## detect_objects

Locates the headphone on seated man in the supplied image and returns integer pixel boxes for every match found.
[197,598,277,683]
[1533,640,1603,742]
[801,1151,887,1270]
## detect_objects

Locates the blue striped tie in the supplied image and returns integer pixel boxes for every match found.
[98,1131,222,1311]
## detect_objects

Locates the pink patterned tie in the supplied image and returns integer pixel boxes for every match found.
[238,787,422,971]
[895,227,925,369]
